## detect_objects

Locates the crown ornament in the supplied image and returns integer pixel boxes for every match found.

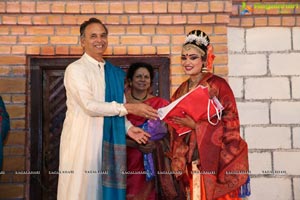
[185,32,209,47]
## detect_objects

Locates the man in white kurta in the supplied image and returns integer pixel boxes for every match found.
[58,52,131,200]
[57,18,157,200]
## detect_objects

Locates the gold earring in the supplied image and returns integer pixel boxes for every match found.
[201,64,208,73]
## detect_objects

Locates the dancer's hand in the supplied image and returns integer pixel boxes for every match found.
[172,114,196,129]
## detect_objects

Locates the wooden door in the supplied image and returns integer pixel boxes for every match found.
[29,56,170,200]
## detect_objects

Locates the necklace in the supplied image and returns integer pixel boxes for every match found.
[188,74,203,90]
[131,92,148,101]
[189,79,199,89]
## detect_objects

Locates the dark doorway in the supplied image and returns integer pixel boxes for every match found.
[28,56,170,200]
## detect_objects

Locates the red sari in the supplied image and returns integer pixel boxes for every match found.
[126,96,172,200]
[169,73,250,200]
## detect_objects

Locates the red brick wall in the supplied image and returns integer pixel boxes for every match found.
[0,0,299,199]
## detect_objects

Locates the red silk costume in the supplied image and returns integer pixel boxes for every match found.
[168,73,249,200]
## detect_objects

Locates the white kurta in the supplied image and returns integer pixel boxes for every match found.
[57,53,128,200]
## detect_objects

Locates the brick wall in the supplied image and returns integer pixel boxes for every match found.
[0,0,299,199]
[228,1,300,200]
[228,27,300,200]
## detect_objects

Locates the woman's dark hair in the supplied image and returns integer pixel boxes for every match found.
[126,62,154,85]
[80,17,108,38]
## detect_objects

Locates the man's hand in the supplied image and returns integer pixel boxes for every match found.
[127,126,151,144]
[124,103,158,120]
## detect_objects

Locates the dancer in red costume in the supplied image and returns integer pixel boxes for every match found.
[167,30,251,200]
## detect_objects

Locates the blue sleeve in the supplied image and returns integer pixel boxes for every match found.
[0,96,10,140]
